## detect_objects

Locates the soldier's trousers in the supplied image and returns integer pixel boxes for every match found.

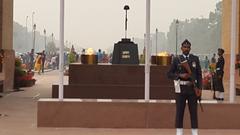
[175,85,198,128]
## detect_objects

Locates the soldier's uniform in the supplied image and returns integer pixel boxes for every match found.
[167,39,202,135]
[215,48,225,100]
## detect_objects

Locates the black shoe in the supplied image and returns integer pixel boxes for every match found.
[216,98,224,101]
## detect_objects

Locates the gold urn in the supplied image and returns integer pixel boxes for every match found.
[151,52,172,66]
[81,48,98,64]
[81,54,98,64]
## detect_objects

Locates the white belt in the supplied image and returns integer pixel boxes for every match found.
[179,81,192,85]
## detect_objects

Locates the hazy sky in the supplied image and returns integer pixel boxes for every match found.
[14,0,221,51]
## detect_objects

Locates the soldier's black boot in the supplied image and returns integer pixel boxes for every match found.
[213,91,217,99]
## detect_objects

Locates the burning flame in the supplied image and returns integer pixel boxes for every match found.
[86,48,95,55]
[157,51,169,56]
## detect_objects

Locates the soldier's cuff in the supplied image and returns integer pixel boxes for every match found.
[175,74,180,80]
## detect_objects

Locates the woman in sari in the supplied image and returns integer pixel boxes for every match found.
[34,54,42,74]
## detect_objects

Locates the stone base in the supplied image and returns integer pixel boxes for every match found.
[52,84,175,99]
[38,99,240,129]
[2,49,14,92]
[54,64,175,99]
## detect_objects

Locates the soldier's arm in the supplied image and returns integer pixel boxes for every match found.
[167,57,179,80]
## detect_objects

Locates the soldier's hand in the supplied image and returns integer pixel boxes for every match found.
[179,73,190,79]
[195,88,202,98]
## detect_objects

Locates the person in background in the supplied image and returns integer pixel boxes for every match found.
[34,53,42,75]
[29,49,34,71]
[81,49,85,55]
[41,50,46,73]
[50,55,56,70]
[211,53,216,64]
[204,56,210,70]
[214,48,225,100]
[97,49,103,63]
[167,39,202,135]
[55,54,59,69]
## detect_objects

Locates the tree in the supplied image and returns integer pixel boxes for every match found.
[46,41,57,54]
[166,1,222,55]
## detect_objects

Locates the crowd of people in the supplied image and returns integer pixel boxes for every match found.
[16,47,114,75]
[18,49,59,75]
[96,49,112,63]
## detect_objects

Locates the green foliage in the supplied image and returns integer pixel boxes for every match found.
[15,58,22,67]
[46,41,57,53]
[139,54,145,64]
[15,67,26,77]
[14,58,35,89]
[14,58,26,77]
[68,52,76,63]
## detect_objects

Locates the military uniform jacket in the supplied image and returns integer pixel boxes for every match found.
[167,54,202,89]
[216,56,225,77]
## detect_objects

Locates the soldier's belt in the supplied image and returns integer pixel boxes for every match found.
[179,81,192,86]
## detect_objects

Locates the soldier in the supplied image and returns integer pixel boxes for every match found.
[167,39,202,135]
[214,48,225,100]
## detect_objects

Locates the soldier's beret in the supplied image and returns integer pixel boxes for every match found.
[181,39,191,46]
[218,48,224,54]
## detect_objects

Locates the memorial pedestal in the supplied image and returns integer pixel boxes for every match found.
[52,64,175,99]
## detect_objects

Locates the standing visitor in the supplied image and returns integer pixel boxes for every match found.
[204,56,210,70]
[211,53,216,64]
[34,54,42,75]
[51,55,56,70]
[41,50,46,73]
[29,49,34,71]
[97,49,103,63]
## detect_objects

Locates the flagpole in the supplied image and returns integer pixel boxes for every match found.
[145,0,151,101]
[229,0,237,103]
[59,0,64,101]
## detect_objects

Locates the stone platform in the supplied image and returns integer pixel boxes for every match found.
[38,99,240,129]
[52,64,175,99]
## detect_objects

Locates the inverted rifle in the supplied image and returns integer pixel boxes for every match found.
[180,60,204,112]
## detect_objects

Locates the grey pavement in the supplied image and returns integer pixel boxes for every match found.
[0,70,240,135]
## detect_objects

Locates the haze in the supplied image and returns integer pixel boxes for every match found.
[14,0,221,52]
